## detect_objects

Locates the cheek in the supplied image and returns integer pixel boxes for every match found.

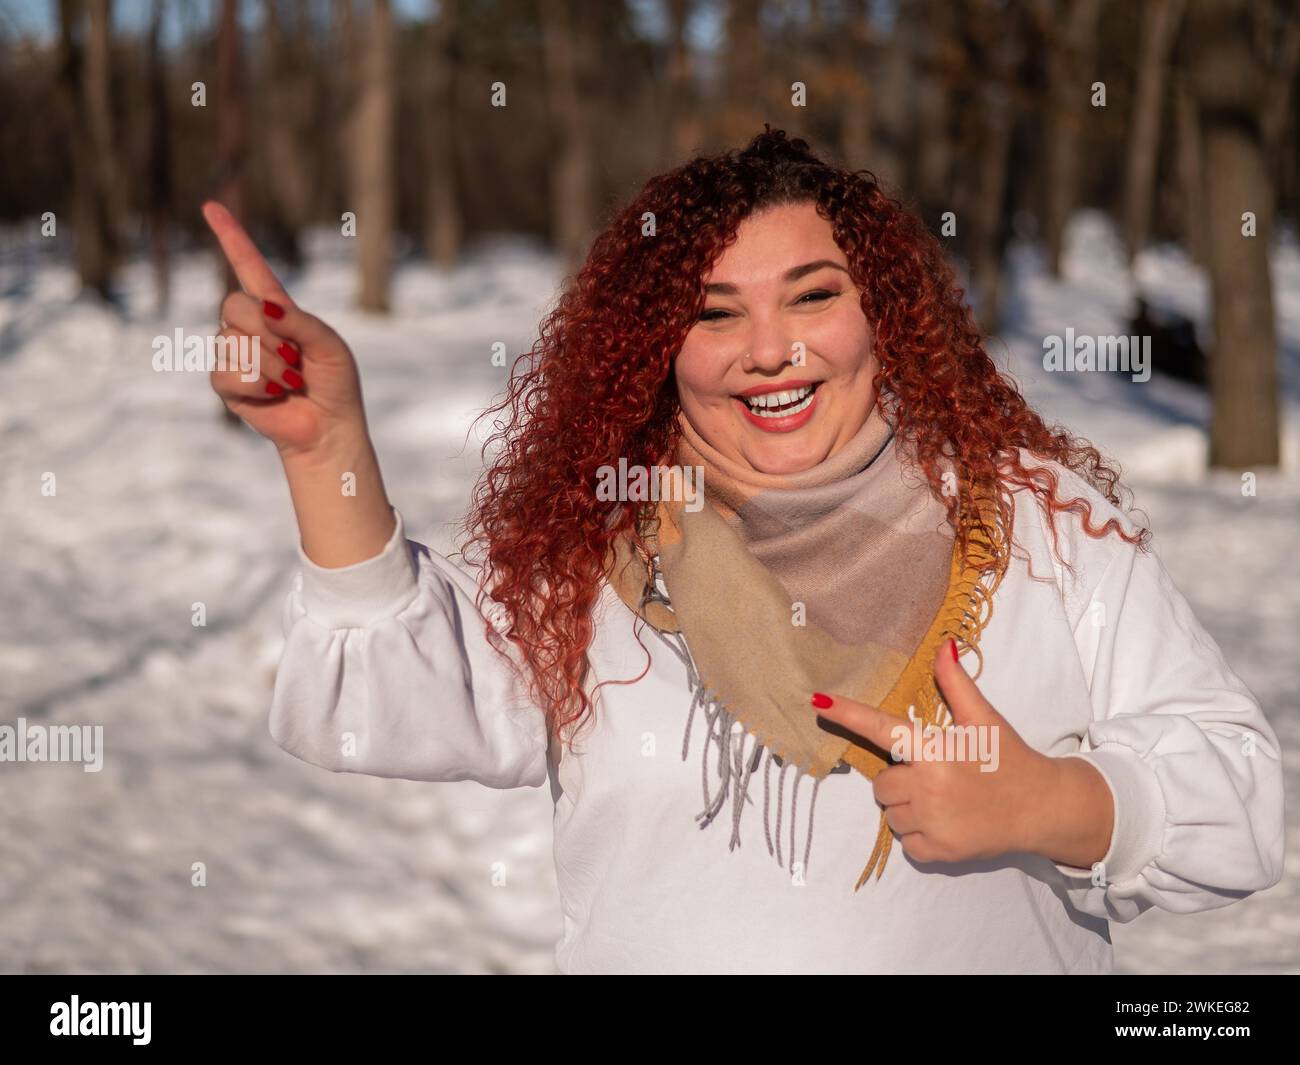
[809,311,873,373]
[674,336,730,393]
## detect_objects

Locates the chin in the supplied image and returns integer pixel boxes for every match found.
[744,437,829,475]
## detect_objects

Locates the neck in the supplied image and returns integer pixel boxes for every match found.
[675,404,894,492]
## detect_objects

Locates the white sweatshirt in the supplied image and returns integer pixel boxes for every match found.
[267,452,1286,974]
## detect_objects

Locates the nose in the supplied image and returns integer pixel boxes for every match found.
[744,319,797,373]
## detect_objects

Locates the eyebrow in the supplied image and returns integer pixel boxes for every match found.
[704,259,849,296]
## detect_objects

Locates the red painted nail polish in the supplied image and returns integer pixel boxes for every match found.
[266,380,285,396]
[263,299,285,320]
[282,368,304,390]
[277,341,300,367]
[811,692,833,709]
[949,638,959,663]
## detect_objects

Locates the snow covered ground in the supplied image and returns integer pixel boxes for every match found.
[0,211,1295,974]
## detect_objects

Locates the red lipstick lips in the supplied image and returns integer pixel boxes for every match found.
[733,380,821,433]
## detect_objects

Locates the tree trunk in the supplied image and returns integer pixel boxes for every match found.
[1039,0,1104,277]
[722,0,765,144]
[424,0,461,268]
[263,0,314,270]
[57,0,117,300]
[837,0,873,172]
[868,0,918,190]
[350,0,394,311]
[541,0,597,276]
[1122,0,1184,264]
[85,0,124,278]
[965,0,1022,333]
[914,0,955,220]
[1172,70,1206,265]
[215,0,247,298]
[663,0,702,165]
[146,0,173,314]
[1260,6,1300,168]
[1186,0,1280,468]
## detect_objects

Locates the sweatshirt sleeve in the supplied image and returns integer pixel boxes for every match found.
[268,507,550,790]
[1056,532,1286,923]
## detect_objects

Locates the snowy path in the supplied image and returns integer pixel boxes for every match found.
[0,216,1295,973]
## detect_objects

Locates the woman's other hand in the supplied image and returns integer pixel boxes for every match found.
[812,640,1115,869]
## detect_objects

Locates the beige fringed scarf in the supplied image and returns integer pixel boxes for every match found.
[603,404,1010,890]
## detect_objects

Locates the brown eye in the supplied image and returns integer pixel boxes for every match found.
[796,289,837,305]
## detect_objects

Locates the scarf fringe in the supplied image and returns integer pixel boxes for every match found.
[645,574,833,882]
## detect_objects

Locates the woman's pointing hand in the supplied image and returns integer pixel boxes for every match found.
[202,200,396,568]
[202,200,367,461]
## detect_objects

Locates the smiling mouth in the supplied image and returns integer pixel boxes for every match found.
[736,381,821,418]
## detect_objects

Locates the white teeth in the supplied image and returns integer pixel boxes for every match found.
[742,384,816,416]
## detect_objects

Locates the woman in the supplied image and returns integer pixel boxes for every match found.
[204,129,1284,974]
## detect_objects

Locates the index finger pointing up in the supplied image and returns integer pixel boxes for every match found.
[201,200,291,304]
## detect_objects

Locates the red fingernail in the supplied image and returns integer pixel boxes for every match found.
[949,638,959,663]
[266,380,285,396]
[282,368,304,390]
[811,692,833,709]
[263,299,285,319]
[277,341,300,367]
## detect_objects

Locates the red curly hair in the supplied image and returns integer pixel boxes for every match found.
[458,127,1149,752]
